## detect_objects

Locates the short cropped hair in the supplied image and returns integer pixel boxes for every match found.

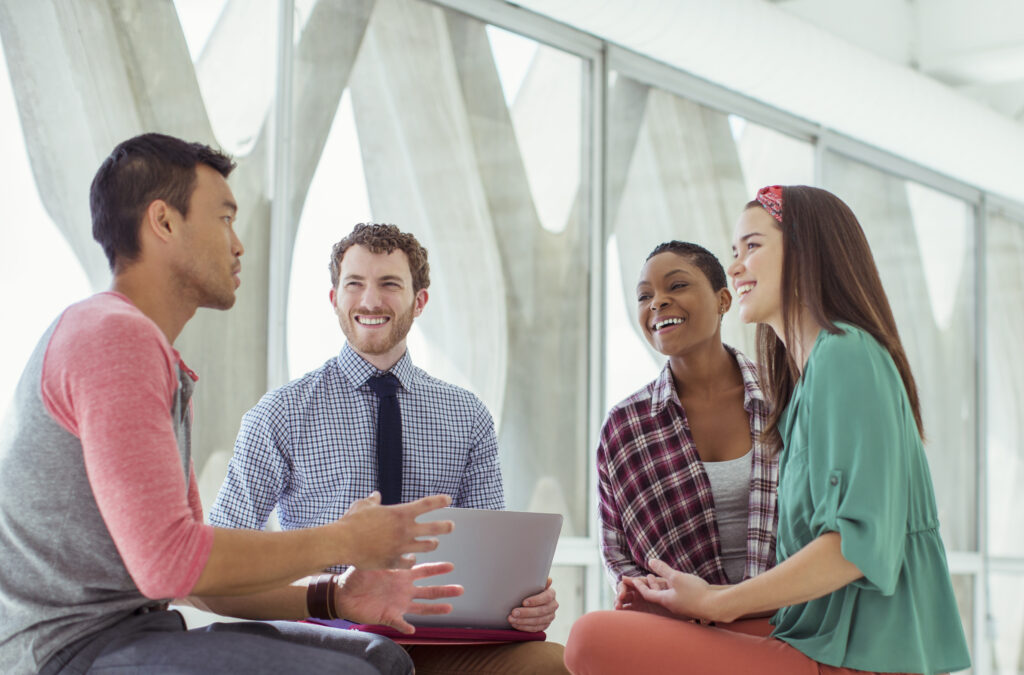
[645,240,728,291]
[90,133,236,270]
[328,223,430,292]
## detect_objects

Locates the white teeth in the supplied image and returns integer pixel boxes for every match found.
[737,284,754,296]
[653,317,684,331]
[357,316,388,325]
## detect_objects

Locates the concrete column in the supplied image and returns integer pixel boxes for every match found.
[0,0,372,493]
[611,87,753,359]
[348,0,510,424]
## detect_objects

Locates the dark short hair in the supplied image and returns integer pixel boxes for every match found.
[329,223,430,292]
[645,240,728,291]
[90,133,236,270]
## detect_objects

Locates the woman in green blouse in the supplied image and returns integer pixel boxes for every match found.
[564,185,970,675]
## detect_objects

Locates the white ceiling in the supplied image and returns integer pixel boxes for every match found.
[772,0,1024,121]
[511,0,1024,204]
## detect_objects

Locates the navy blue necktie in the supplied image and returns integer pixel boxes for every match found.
[368,373,402,505]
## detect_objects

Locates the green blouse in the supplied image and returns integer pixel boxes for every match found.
[770,324,970,674]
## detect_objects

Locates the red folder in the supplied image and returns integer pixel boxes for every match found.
[304,618,546,645]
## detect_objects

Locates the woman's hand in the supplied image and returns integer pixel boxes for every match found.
[631,559,718,621]
[614,576,675,618]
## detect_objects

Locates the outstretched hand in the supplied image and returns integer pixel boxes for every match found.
[333,492,454,570]
[335,563,464,634]
[631,558,716,621]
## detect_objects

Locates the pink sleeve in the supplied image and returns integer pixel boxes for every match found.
[188,462,205,523]
[42,309,214,599]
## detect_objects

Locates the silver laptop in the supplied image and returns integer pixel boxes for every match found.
[408,508,562,629]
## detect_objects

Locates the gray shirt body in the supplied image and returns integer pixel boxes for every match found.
[703,448,753,584]
[0,300,193,674]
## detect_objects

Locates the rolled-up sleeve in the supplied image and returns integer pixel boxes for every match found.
[803,331,909,596]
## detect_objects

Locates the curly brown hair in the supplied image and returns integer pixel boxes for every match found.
[328,223,430,292]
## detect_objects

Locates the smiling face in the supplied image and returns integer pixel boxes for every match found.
[636,252,729,357]
[173,163,244,310]
[330,244,427,369]
[728,206,784,333]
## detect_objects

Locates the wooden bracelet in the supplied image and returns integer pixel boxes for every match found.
[326,574,338,620]
[306,573,335,620]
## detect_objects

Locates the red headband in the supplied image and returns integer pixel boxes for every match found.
[755,185,783,223]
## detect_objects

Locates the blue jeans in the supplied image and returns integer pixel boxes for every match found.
[42,610,412,674]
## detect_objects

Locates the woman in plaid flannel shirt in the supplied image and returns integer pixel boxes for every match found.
[595,241,777,602]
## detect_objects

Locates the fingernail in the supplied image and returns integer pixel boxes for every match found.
[512,609,520,617]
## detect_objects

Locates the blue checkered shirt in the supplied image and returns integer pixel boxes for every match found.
[209,344,505,534]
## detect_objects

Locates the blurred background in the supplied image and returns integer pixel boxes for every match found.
[1,2,1021,671]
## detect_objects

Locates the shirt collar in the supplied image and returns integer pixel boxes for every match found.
[650,362,678,416]
[649,344,767,416]
[336,343,416,391]
[727,344,767,410]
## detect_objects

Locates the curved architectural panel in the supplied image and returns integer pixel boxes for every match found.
[609,77,756,360]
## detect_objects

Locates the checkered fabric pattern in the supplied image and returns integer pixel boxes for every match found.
[209,344,504,537]
[597,345,777,587]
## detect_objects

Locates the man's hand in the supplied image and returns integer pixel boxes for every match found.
[614,576,675,618]
[507,577,557,632]
[332,492,454,570]
[335,563,463,634]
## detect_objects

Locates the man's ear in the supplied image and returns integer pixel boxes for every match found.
[413,288,429,317]
[143,199,175,243]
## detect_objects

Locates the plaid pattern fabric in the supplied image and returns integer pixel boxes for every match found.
[209,344,504,536]
[597,345,777,586]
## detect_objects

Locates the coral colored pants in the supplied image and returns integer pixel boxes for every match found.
[564,611,924,675]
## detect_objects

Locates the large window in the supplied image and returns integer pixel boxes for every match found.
[0,31,95,415]
[603,74,815,411]
[987,207,1024,675]
[2,0,1021,663]
[282,1,594,642]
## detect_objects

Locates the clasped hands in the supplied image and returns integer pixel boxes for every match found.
[330,492,557,634]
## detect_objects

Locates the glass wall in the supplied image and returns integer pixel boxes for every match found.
[990,573,1024,675]
[986,208,1024,560]
[603,74,815,410]
[1,0,1022,664]
[987,207,1024,675]
[284,0,593,541]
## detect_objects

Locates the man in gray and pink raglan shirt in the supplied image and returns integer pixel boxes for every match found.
[0,133,461,675]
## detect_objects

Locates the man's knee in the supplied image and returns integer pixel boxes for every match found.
[359,632,414,675]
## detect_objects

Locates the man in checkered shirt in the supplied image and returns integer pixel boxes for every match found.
[210,223,567,673]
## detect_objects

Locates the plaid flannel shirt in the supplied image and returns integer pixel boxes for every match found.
[597,345,777,587]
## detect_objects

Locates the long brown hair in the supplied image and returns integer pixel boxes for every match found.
[752,185,924,451]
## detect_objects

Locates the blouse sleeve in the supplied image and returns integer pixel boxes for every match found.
[802,329,911,596]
